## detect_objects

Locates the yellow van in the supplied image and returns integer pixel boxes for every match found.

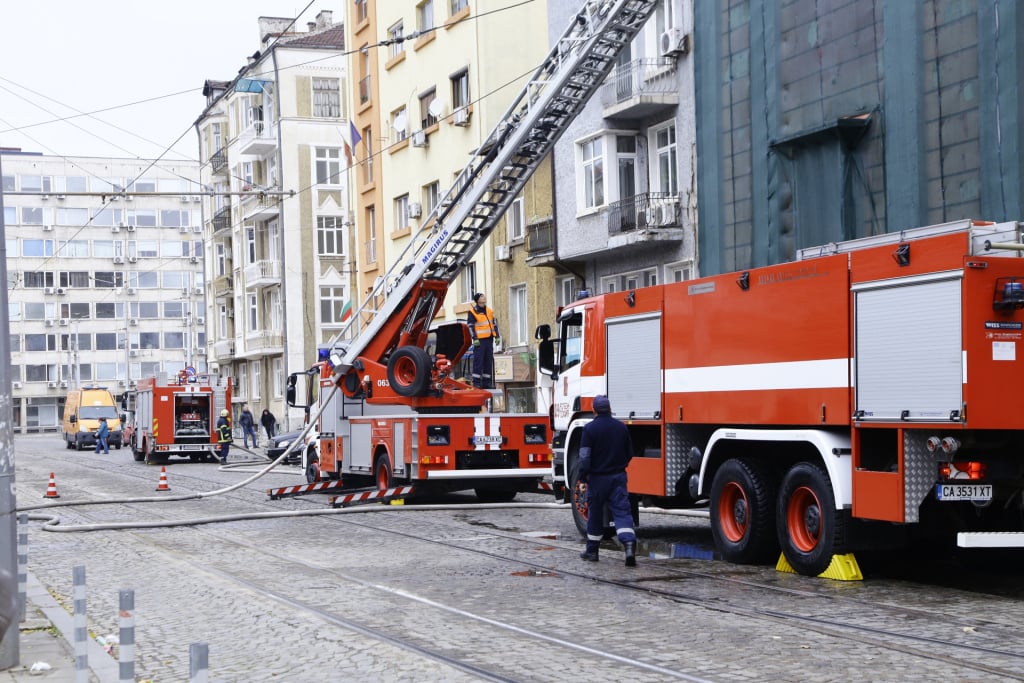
[63,387,123,451]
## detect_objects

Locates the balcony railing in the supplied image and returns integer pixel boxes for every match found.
[212,206,232,234]
[237,120,277,155]
[608,193,681,235]
[601,58,679,118]
[243,260,281,289]
[213,340,235,359]
[210,148,227,175]
[527,219,554,257]
[243,332,284,356]
[212,275,233,298]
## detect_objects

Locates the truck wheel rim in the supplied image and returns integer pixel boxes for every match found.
[718,481,748,543]
[786,486,821,552]
[573,482,589,521]
[392,357,417,388]
[376,464,389,491]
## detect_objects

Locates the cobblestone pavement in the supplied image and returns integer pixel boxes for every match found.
[7,434,1024,682]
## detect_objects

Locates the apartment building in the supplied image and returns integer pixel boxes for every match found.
[347,0,555,410]
[546,0,697,297]
[3,150,202,433]
[194,10,351,431]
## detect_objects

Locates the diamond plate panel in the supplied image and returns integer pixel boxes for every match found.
[665,424,698,497]
[904,431,936,523]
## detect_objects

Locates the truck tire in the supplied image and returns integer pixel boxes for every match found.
[387,346,431,397]
[374,455,392,492]
[776,462,844,577]
[709,458,778,565]
[567,460,615,539]
[305,452,320,483]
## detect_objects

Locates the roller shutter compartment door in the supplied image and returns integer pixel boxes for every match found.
[606,314,662,419]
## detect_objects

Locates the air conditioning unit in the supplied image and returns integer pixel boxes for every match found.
[494,244,512,262]
[59,318,69,326]
[126,287,137,295]
[189,256,199,264]
[113,256,125,264]
[656,204,677,226]
[411,129,427,147]
[125,195,134,201]
[126,225,136,233]
[111,226,121,233]
[118,379,126,386]
[226,308,234,319]
[181,195,191,203]
[129,380,137,388]
[196,317,206,325]
[59,380,68,389]
[44,287,55,295]
[129,318,139,326]
[660,27,690,57]
[129,350,139,358]
[452,107,470,126]
[47,382,57,389]
[56,195,66,200]
[192,196,202,203]
[41,194,50,201]
[45,319,55,327]
[193,286,204,295]
[128,256,138,263]
[56,287,67,295]
[179,226,190,234]
[192,226,203,233]
[197,348,207,356]
[408,202,422,219]
[12,381,22,389]
[43,225,53,232]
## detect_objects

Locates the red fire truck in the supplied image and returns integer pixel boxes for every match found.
[128,368,232,464]
[540,219,1024,576]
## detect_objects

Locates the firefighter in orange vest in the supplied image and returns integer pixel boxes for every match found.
[466,292,501,389]
[216,409,233,464]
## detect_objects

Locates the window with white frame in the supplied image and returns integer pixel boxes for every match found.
[248,293,258,332]
[315,147,342,185]
[451,0,467,15]
[245,226,257,264]
[387,21,405,59]
[508,197,525,242]
[423,181,440,214]
[320,285,348,326]
[216,242,228,277]
[240,161,254,188]
[268,220,280,260]
[270,289,282,332]
[418,0,434,31]
[313,78,340,117]
[250,361,261,400]
[317,216,345,256]
[459,262,477,303]
[237,363,248,398]
[556,275,578,308]
[355,0,368,23]
[652,122,678,194]
[272,357,283,397]
[509,284,528,347]
[394,194,410,230]
[602,267,659,294]
[419,89,437,128]
[579,137,604,209]
[391,107,408,142]
[219,303,230,338]
[362,126,373,184]
[666,261,693,283]
[58,240,89,258]
[450,69,469,109]
[616,135,638,200]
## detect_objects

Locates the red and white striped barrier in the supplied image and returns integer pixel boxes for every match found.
[330,485,416,508]
[267,479,348,500]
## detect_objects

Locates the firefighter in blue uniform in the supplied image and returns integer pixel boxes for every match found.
[578,395,637,566]
[216,409,233,464]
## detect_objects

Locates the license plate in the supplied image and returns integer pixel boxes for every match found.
[472,435,503,445]
[935,484,992,501]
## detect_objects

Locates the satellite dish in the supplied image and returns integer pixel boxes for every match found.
[428,97,445,118]
[393,112,407,133]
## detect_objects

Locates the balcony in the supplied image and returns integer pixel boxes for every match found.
[526,219,556,266]
[607,193,685,248]
[237,121,277,156]
[213,339,235,360]
[601,58,679,120]
[212,206,232,234]
[241,191,280,221]
[210,148,228,175]
[243,260,281,289]
[240,332,284,358]
[212,275,233,298]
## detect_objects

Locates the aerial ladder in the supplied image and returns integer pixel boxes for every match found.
[327,0,659,410]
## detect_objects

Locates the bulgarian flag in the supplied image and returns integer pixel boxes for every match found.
[343,121,362,167]
[339,300,353,323]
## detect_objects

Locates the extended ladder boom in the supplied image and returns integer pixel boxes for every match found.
[332,0,659,374]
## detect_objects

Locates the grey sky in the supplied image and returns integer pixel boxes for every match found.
[0,2,339,161]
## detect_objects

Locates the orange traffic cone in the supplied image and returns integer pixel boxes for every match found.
[43,472,60,499]
[155,466,171,492]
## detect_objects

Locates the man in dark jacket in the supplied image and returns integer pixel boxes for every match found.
[578,395,637,566]
[239,404,257,448]
[260,409,276,441]
[216,409,233,464]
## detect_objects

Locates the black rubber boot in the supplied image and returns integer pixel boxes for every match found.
[580,544,599,562]
[623,541,636,567]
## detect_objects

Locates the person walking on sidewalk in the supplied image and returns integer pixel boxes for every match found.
[239,404,258,448]
[94,416,110,454]
[577,395,637,566]
[216,409,233,464]
[466,292,501,389]
[261,408,277,442]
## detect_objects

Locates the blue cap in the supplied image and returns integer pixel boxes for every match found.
[593,395,611,414]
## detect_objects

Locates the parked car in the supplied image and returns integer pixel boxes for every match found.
[266,429,304,464]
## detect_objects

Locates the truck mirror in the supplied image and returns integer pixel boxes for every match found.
[286,374,298,407]
[70,415,77,424]
[538,339,558,378]
[535,324,551,341]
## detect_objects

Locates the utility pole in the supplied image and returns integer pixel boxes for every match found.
[0,151,21,668]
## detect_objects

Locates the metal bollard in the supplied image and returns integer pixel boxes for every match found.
[118,589,135,683]
[17,514,27,622]
[189,642,209,683]
[73,565,88,683]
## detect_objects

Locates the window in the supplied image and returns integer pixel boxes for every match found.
[55,208,88,226]
[163,332,185,349]
[418,0,435,31]
[25,334,56,352]
[245,226,257,264]
[387,21,405,59]
[22,207,45,225]
[318,216,345,256]
[355,0,368,23]
[270,289,282,332]
[1,174,14,192]
[128,272,159,288]
[237,364,248,399]
[423,181,440,214]
[580,137,604,209]
[316,148,342,185]
[652,122,678,194]
[163,301,187,318]
[93,240,123,259]
[216,243,229,277]
[58,272,90,288]
[394,194,410,230]
[248,293,258,332]
[666,261,693,282]
[460,262,477,303]
[320,286,348,326]
[509,284,528,347]
[508,197,525,242]
[365,206,377,263]
[451,69,469,109]
[126,209,157,227]
[95,302,125,319]
[557,275,578,308]
[391,107,408,142]
[61,302,90,320]
[362,126,373,184]
[616,135,637,200]
[419,89,437,128]
[272,357,283,397]
[162,271,187,290]
[313,78,340,117]
[359,47,372,104]
[94,272,124,289]
[23,272,54,289]
[96,333,117,351]
[57,241,89,258]
[250,361,261,400]
[22,240,54,257]
[451,0,468,15]
[4,207,14,226]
